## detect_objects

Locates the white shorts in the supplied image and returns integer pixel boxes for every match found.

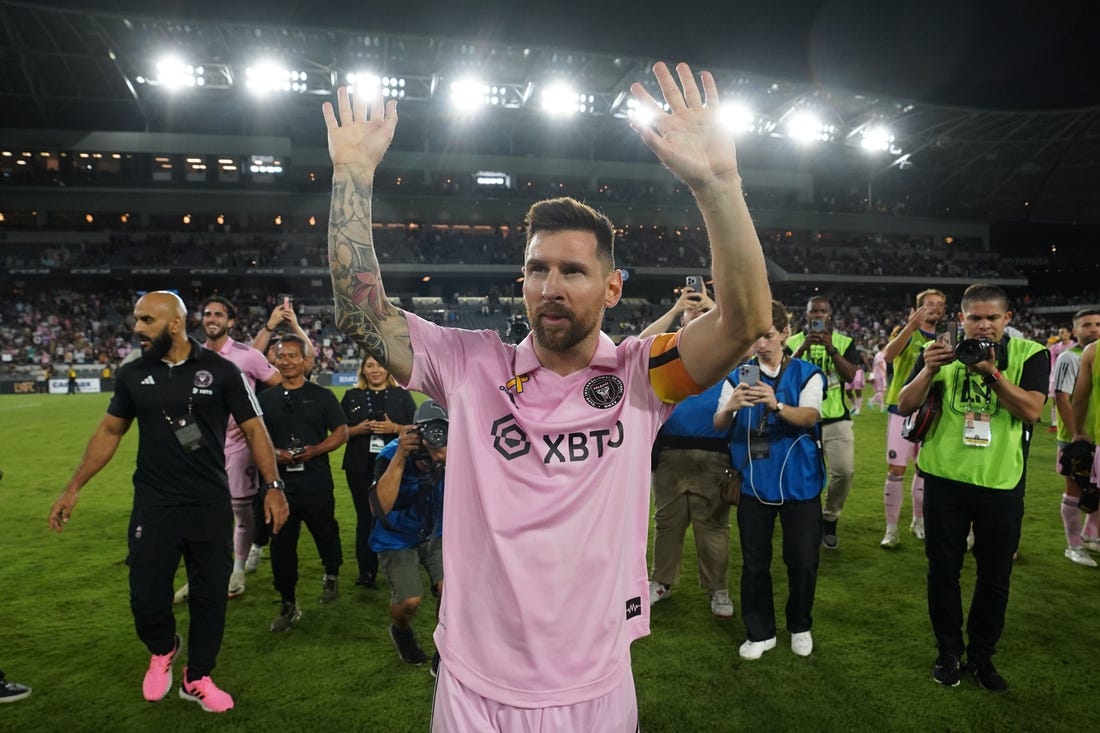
[886,412,920,468]
[430,661,638,733]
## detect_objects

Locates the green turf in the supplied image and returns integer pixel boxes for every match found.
[0,391,1092,731]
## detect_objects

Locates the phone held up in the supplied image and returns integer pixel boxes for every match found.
[935,320,957,348]
[810,318,827,333]
[685,275,704,292]
[738,363,760,387]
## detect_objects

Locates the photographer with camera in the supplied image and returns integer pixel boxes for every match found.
[714,300,826,660]
[369,400,448,666]
[1052,309,1100,565]
[898,284,1048,691]
[786,296,859,550]
[258,335,349,633]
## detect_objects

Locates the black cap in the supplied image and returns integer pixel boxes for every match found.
[414,400,448,425]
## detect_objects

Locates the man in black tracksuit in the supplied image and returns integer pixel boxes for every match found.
[49,291,288,713]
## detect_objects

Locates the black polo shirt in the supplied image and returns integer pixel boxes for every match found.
[109,337,262,507]
[258,381,347,493]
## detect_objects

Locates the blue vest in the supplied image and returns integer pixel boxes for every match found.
[727,358,826,503]
[659,380,727,440]
[369,440,444,552]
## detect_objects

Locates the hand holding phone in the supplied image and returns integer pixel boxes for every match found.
[685,275,704,292]
[935,320,957,348]
[738,363,760,387]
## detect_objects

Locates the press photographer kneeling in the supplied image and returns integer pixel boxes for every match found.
[369,400,448,666]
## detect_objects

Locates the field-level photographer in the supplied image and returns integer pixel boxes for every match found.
[370,400,448,667]
[897,284,1048,692]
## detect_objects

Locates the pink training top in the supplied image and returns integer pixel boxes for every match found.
[403,313,677,708]
[209,337,278,455]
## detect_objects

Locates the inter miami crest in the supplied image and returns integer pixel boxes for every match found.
[583,375,624,409]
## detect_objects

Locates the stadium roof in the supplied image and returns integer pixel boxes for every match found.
[2,0,1099,224]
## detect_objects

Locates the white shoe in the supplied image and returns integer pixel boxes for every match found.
[228,570,246,598]
[791,631,813,657]
[648,581,671,606]
[173,583,190,605]
[245,545,263,573]
[880,529,899,548]
[739,637,777,660]
[1081,536,1100,553]
[1065,546,1098,567]
[910,517,925,540]
[709,589,734,618]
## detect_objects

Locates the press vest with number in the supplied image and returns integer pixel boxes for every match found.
[786,331,854,421]
[917,337,1046,489]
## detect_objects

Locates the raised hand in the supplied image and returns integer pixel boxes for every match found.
[629,62,738,191]
[322,87,398,170]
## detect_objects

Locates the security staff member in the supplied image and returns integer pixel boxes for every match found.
[787,296,859,549]
[49,291,288,714]
[898,284,1048,692]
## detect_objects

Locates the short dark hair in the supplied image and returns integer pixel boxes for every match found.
[1074,308,1100,323]
[960,283,1009,312]
[200,295,236,320]
[772,300,790,331]
[276,334,307,355]
[524,197,615,271]
[806,296,831,312]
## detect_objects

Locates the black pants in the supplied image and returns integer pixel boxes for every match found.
[251,486,270,548]
[270,490,343,603]
[346,470,378,582]
[127,501,232,678]
[924,473,1022,662]
[737,494,821,641]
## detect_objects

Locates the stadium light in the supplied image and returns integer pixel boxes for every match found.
[154,56,202,90]
[860,126,895,153]
[449,78,488,114]
[541,82,581,116]
[245,61,308,95]
[785,111,836,144]
[721,102,756,134]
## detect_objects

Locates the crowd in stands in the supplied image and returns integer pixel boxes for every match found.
[1,282,1089,382]
[3,225,1022,278]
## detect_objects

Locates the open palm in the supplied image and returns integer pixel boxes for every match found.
[630,62,739,190]
[322,87,398,168]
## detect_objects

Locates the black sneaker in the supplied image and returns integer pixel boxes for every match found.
[390,624,428,665]
[0,672,31,703]
[822,520,839,550]
[354,574,377,590]
[932,654,962,687]
[270,601,302,633]
[969,659,1008,692]
[320,575,339,604]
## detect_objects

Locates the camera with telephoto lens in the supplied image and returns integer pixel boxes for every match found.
[954,338,1003,366]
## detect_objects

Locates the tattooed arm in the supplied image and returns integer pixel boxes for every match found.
[323,87,414,383]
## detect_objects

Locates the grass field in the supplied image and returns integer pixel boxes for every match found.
[0,390,1094,731]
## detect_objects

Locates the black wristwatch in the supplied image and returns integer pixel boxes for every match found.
[263,479,286,492]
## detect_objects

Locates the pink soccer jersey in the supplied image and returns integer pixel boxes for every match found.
[210,337,277,455]
[403,313,677,708]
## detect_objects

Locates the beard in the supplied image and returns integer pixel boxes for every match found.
[527,301,602,353]
[139,326,173,363]
[204,322,228,341]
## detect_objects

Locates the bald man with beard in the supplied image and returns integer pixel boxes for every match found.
[49,291,289,713]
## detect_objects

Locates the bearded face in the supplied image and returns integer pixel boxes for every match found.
[139,324,173,363]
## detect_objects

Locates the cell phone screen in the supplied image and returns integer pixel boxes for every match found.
[935,321,957,347]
